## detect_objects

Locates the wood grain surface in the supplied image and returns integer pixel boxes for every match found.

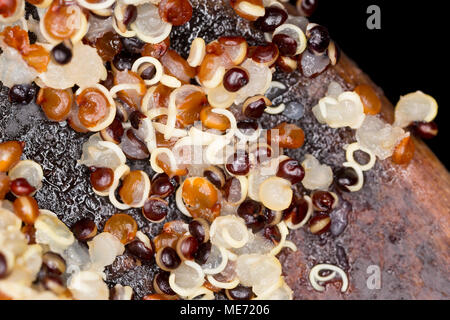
[279,54,450,299]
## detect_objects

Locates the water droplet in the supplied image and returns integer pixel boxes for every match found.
[283,102,305,120]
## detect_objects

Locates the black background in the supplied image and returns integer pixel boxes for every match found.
[290,0,448,167]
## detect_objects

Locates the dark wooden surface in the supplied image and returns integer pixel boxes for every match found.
[0,0,449,299]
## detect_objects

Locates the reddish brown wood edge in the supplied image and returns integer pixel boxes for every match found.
[280,53,450,300]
